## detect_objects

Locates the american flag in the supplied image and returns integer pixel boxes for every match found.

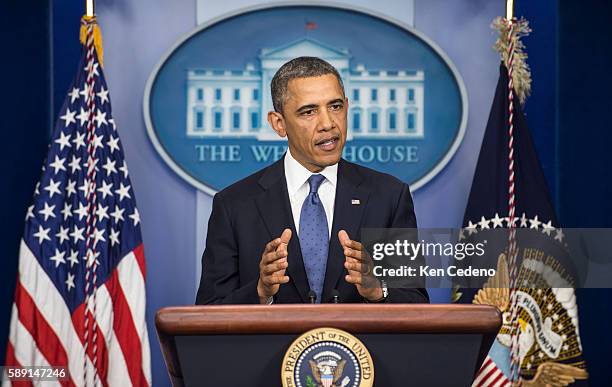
[3,18,151,387]
[305,20,318,30]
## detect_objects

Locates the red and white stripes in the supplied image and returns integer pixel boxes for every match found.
[4,241,150,387]
[473,356,512,387]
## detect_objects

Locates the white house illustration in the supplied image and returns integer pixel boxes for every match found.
[185,38,425,140]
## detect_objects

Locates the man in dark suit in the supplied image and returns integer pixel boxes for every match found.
[196,57,428,304]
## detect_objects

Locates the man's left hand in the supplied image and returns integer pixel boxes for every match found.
[338,230,384,302]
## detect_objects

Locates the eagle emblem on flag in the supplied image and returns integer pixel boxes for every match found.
[467,223,588,386]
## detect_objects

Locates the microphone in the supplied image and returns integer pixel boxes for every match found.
[331,289,340,304]
[308,290,317,304]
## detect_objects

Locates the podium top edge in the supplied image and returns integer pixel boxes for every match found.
[155,304,501,335]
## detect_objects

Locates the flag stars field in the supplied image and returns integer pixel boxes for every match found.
[96,204,109,221]
[107,135,120,153]
[85,157,99,173]
[56,226,70,244]
[76,108,89,128]
[542,221,554,235]
[60,108,76,127]
[72,130,86,149]
[97,180,113,199]
[129,208,140,226]
[49,249,66,268]
[78,179,90,196]
[529,215,542,229]
[69,155,82,173]
[49,155,66,174]
[85,61,99,77]
[94,109,107,128]
[93,227,106,244]
[55,131,72,151]
[109,229,120,246]
[92,132,105,149]
[519,213,528,227]
[33,225,51,244]
[458,212,568,244]
[70,224,85,243]
[97,85,109,105]
[119,161,129,178]
[67,250,79,267]
[110,205,124,223]
[79,82,91,103]
[65,272,76,291]
[44,178,62,198]
[38,202,56,221]
[25,205,34,220]
[68,87,80,103]
[478,216,490,229]
[74,202,88,221]
[66,179,77,197]
[102,158,117,175]
[115,182,131,201]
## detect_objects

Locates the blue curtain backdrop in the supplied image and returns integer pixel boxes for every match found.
[556,1,612,383]
[0,0,52,365]
[0,1,610,385]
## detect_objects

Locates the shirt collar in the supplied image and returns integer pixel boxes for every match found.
[284,148,338,196]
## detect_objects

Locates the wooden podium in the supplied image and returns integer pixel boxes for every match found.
[156,304,501,386]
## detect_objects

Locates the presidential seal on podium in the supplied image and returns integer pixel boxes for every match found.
[281,327,374,387]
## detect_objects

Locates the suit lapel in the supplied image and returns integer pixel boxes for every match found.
[322,160,369,302]
[255,159,309,303]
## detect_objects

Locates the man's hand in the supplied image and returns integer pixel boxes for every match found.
[339,230,384,302]
[257,228,292,304]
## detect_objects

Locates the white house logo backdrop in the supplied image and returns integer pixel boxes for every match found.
[144,5,467,194]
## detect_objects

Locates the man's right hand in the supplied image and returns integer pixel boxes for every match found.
[257,228,292,304]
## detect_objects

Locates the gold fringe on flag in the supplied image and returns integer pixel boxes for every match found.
[79,16,104,67]
[492,17,531,104]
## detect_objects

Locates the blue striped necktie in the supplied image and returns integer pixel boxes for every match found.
[299,174,329,303]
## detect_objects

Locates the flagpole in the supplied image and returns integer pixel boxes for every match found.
[86,0,94,17]
[81,0,103,67]
[504,0,520,383]
[506,0,514,20]
[83,4,99,385]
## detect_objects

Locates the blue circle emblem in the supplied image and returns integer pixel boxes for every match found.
[296,342,360,387]
[281,327,374,387]
[144,4,467,194]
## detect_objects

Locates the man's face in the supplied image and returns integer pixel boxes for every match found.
[268,74,348,172]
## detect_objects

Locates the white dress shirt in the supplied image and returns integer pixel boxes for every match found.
[284,148,337,239]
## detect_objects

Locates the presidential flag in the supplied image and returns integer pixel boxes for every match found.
[3,17,151,386]
[459,17,588,387]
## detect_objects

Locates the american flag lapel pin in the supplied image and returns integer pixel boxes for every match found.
[351,199,360,205]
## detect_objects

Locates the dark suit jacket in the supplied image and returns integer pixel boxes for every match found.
[195,157,429,304]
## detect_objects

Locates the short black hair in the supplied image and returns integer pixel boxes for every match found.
[270,56,345,113]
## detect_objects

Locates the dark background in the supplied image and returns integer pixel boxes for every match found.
[1,0,610,384]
